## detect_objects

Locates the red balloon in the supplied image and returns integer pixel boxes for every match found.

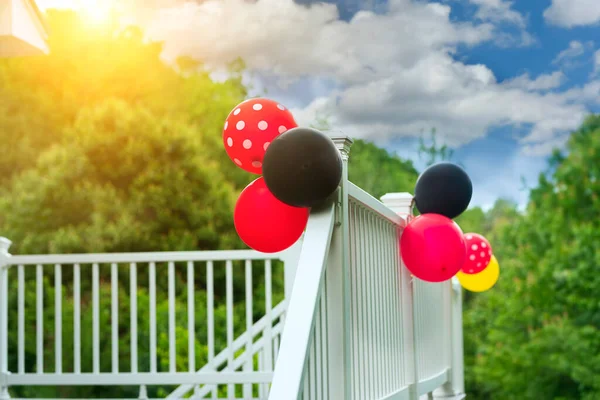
[400,214,466,282]
[461,233,493,274]
[234,177,308,253]
[223,98,298,174]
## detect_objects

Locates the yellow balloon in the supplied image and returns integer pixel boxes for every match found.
[457,255,499,292]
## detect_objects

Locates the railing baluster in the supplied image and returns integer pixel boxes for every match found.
[244,259,253,399]
[302,361,310,400]
[264,259,273,374]
[168,261,176,373]
[320,281,329,399]
[206,260,216,399]
[0,264,7,381]
[357,207,367,399]
[55,264,62,373]
[225,260,234,398]
[149,261,157,373]
[258,350,266,399]
[17,265,24,374]
[350,206,358,396]
[314,301,323,400]
[380,220,390,395]
[387,223,400,388]
[92,263,100,374]
[309,334,316,400]
[391,227,403,386]
[382,222,392,390]
[187,261,195,373]
[365,209,375,397]
[36,264,43,373]
[73,263,81,374]
[130,263,138,374]
[111,263,119,373]
[373,215,383,395]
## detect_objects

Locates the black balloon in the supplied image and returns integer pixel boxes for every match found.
[414,162,472,219]
[262,127,342,208]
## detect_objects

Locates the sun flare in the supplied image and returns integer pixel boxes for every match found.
[38,0,116,25]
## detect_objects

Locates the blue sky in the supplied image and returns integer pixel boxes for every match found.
[41,0,600,210]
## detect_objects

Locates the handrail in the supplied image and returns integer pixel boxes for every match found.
[348,182,406,227]
[267,203,336,399]
[6,248,289,265]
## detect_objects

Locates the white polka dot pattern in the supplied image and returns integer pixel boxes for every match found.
[462,232,493,275]
[223,98,298,174]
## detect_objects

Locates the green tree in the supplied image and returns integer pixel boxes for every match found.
[349,139,419,199]
[464,115,600,399]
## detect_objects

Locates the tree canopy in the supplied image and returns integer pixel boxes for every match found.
[2,8,600,400]
[464,115,600,400]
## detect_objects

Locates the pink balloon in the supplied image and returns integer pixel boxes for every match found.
[461,232,493,274]
[400,214,466,282]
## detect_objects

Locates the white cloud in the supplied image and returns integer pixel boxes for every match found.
[560,79,600,104]
[544,0,600,28]
[121,0,590,156]
[551,40,595,69]
[467,0,535,46]
[503,71,565,91]
[469,0,526,27]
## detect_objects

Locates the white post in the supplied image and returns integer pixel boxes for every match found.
[381,193,418,400]
[329,135,353,399]
[0,237,12,399]
[433,278,466,399]
[281,238,303,301]
[380,192,414,219]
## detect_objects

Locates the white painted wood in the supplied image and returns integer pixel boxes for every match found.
[5,372,274,385]
[36,264,43,373]
[129,263,138,374]
[92,263,100,373]
[244,259,253,399]
[0,183,465,398]
[382,192,419,400]
[111,263,119,373]
[349,184,406,226]
[416,369,450,396]
[187,261,195,373]
[55,264,62,373]
[168,261,176,373]
[9,249,290,265]
[166,302,287,399]
[17,265,24,374]
[225,259,234,397]
[268,203,336,399]
[73,263,81,374]
[149,262,157,373]
[433,279,465,399]
[0,0,49,57]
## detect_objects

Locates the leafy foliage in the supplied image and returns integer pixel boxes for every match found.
[3,7,600,400]
[464,115,600,400]
[349,139,419,199]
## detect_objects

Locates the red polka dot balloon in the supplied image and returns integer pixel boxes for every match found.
[223,98,298,174]
[461,233,493,274]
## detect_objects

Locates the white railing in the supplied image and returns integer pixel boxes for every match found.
[0,239,301,399]
[269,136,465,400]
[0,134,465,400]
